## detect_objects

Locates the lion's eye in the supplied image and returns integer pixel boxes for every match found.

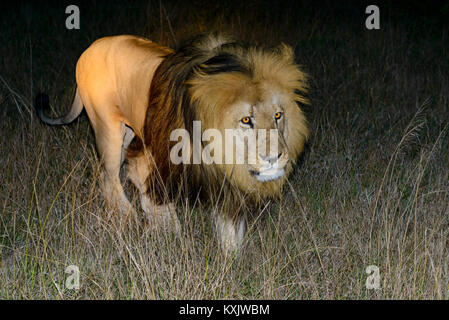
[241,117,252,126]
[274,112,283,120]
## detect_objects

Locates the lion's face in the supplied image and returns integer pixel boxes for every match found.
[221,97,291,183]
[215,84,307,196]
[192,74,308,198]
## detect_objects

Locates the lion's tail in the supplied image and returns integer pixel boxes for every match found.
[34,88,84,125]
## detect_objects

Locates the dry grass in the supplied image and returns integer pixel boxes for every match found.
[1,0,449,299]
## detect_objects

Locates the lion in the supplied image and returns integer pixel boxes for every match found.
[35,33,309,252]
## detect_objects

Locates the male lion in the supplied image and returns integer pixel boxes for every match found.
[35,33,309,251]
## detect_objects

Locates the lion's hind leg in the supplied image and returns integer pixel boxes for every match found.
[127,153,180,233]
[94,118,136,217]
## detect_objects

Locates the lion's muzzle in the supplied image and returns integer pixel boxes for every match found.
[250,152,288,182]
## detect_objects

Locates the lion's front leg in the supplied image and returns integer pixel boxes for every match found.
[127,153,180,233]
[215,213,246,253]
[141,196,181,233]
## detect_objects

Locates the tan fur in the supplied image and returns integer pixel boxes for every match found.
[37,34,309,251]
[74,35,174,218]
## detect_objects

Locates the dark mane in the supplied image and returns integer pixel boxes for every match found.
[127,34,249,203]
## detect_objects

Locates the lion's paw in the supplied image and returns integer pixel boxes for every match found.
[216,215,246,254]
[143,202,181,234]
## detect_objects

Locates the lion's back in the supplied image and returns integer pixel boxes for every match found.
[75,35,173,134]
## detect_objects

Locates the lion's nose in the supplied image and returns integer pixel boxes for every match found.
[260,152,282,164]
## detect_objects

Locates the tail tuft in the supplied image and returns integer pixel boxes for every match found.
[34,92,50,119]
[33,88,84,126]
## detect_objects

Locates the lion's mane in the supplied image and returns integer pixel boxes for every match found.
[128,33,309,208]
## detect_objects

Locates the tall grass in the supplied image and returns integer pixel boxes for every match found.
[0,0,448,299]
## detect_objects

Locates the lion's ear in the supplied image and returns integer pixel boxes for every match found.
[277,43,295,63]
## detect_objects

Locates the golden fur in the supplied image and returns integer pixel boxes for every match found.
[35,33,309,251]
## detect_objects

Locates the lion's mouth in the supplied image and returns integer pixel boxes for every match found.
[250,167,285,182]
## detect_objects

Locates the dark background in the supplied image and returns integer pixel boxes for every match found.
[1,0,449,299]
[1,0,448,117]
